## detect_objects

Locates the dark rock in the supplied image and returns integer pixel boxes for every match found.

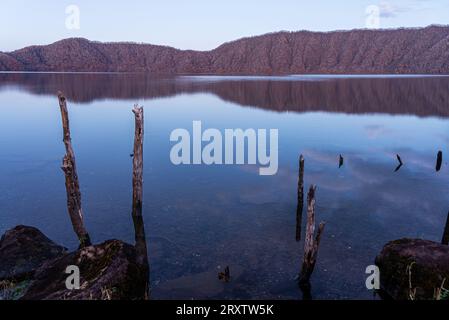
[0,226,66,281]
[375,238,449,300]
[21,240,148,300]
[0,226,149,300]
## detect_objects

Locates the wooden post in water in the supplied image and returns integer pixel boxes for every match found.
[296,155,305,241]
[395,154,404,172]
[396,154,403,166]
[436,151,443,172]
[442,210,449,245]
[58,92,91,248]
[132,105,144,226]
[131,105,150,298]
[299,185,325,287]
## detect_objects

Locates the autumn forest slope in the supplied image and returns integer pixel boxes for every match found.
[1,25,449,74]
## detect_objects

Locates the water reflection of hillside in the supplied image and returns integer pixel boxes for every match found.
[1,73,449,117]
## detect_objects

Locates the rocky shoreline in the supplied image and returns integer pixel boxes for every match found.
[1,225,448,300]
[0,226,148,300]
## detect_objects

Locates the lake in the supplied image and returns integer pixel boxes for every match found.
[1,73,449,299]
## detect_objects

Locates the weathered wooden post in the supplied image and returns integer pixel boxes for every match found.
[298,185,325,288]
[131,105,150,299]
[436,151,443,172]
[58,92,91,248]
[442,210,449,245]
[132,105,145,226]
[296,155,305,241]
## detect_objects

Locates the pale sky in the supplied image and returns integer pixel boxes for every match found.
[1,0,448,52]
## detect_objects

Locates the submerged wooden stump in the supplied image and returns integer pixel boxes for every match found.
[131,105,150,298]
[296,155,305,241]
[218,266,231,283]
[58,92,91,248]
[298,185,325,287]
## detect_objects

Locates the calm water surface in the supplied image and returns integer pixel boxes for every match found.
[1,73,449,299]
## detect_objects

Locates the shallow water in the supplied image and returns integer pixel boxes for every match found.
[0,73,449,299]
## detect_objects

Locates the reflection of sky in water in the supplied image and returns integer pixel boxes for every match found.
[0,76,449,299]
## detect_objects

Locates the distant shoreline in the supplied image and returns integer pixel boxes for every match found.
[1,26,449,74]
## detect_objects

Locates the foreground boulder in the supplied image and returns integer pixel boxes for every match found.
[21,239,148,300]
[0,226,66,281]
[0,226,148,300]
[375,238,449,300]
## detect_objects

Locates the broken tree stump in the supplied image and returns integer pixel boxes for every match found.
[296,155,305,242]
[442,210,449,245]
[57,92,91,248]
[436,151,443,172]
[218,266,231,283]
[131,105,150,298]
[298,185,325,287]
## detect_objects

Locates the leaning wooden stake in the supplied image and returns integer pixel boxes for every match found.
[296,155,305,241]
[131,105,150,298]
[298,185,325,287]
[442,210,449,245]
[58,92,91,248]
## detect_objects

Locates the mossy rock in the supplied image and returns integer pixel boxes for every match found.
[375,238,449,300]
[21,239,148,300]
[0,280,31,300]
[0,226,66,281]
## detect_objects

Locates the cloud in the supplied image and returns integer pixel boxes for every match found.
[378,1,410,18]
[379,1,407,18]
[377,0,437,19]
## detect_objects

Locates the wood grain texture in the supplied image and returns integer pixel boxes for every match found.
[299,185,326,286]
[58,91,91,248]
[131,105,150,298]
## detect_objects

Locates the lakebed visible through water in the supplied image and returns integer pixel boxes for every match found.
[0,73,449,299]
